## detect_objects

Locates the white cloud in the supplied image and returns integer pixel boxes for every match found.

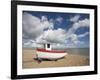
[70,34,78,42]
[56,17,63,23]
[52,43,67,49]
[78,32,89,38]
[23,40,43,48]
[36,28,67,44]
[70,15,80,22]
[66,31,89,46]
[67,34,79,45]
[66,16,89,46]
[41,16,48,22]
[23,13,89,48]
[67,18,90,35]
[78,18,90,27]
[23,12,51,39]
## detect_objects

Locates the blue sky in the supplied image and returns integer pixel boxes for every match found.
[22,11,90,48]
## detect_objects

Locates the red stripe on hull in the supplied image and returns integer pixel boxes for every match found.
[37,48,66,53]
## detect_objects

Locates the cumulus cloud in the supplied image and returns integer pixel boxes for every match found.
[52,43,67,49]
[41,28,66,43]
[23,39,43,48]
[22,13,89,48]
[66,32,89,46]
[78,32,89,38]
[67,18,90,35]
[41,16,48,22]
[66,15,89,45]
[70,15,80,22]
[22,12,51,39]
[56,17,63,23]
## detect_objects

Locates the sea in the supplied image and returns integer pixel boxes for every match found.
[65,48,89,56]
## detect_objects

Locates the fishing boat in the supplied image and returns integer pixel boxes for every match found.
[36,25,67,62]
[36,43,67,62]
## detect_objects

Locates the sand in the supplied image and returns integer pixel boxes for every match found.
[22,49,89,69]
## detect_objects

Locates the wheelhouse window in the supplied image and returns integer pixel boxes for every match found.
[47,44,50,48]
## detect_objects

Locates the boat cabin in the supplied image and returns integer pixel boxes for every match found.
[44,43,52,50]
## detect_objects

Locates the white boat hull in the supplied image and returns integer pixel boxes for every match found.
[36,51,67,60]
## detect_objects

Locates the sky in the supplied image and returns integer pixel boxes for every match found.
[22,11,90,48]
